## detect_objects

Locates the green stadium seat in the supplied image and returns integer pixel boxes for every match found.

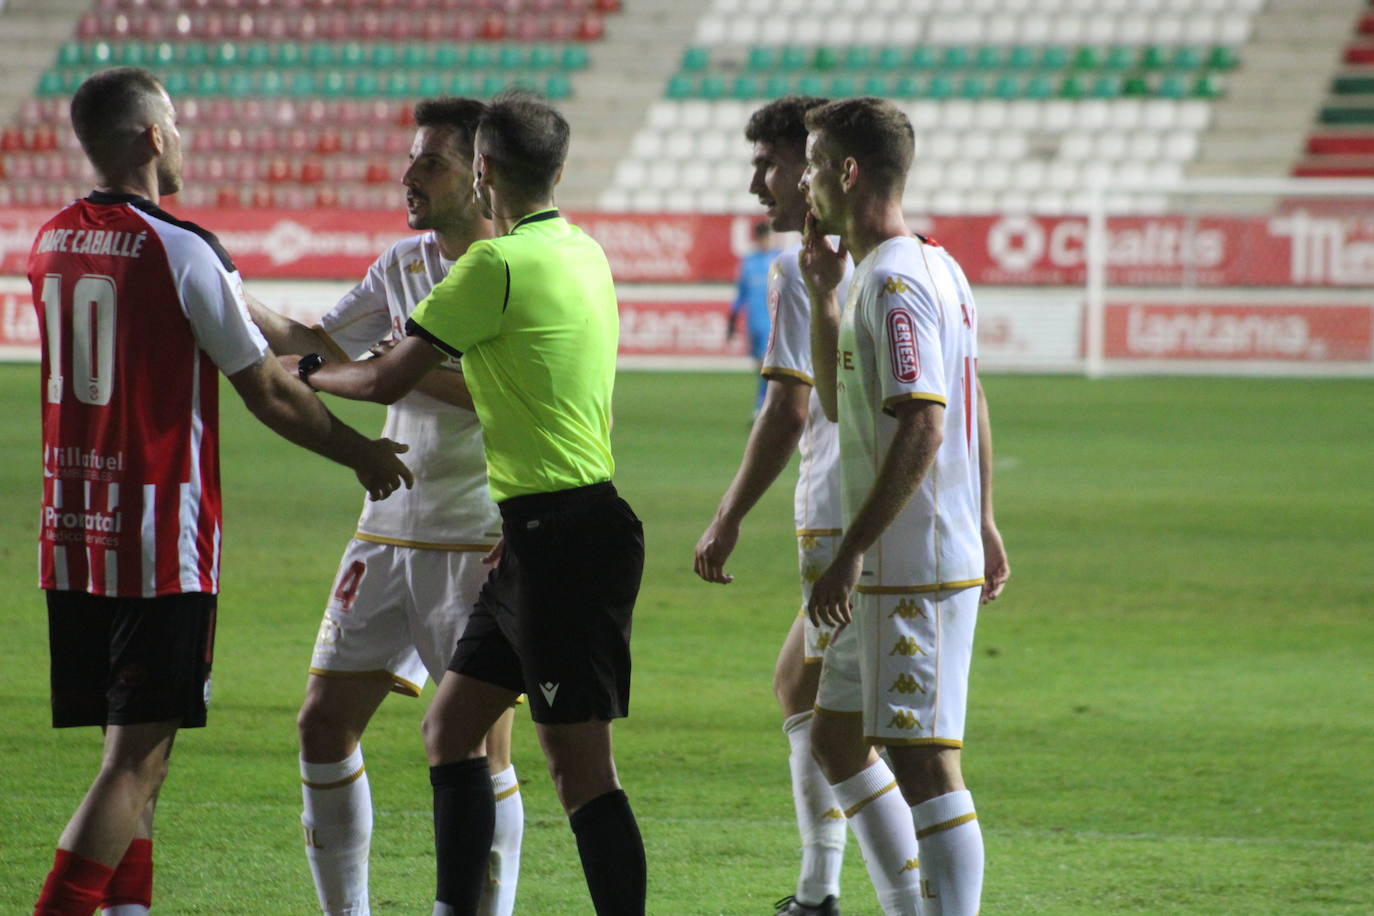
[161,72,190,95]
[448,74,477,95]
[307,43,334,68]
[528,46,556,70]
[369,45,397,68]
[1072,46,1101,70]
[85,42,113,67]
[121,44,149,67]
[862,75,888,96]
[259,69,289,96]
[182,44,208,67]
[732,76,759,99]
[910,47,939,70]
[780,46,808,71]
[151,43,176,67]
[1123,75,1150,97]
[747,46,776,71]
[434,46,460,68]
[403,45,429,69]
[352,72,380,97]
[243,43,270,68]
[843,47,871,71]
[1207,46,1237,70]
[1058,75,1085,99]
[498,46,526,70]
[468,47,493,69]
[482,75,507,97]
[891,75,921,99]
[211,43,238,67]
[384,72,410,97]
[974,46,1001,69]
[510,74,539,92]
[1104,46,1133,70]
[828,75,857,96]
[561,46,589,70]
[287,71,315,96]
[813,46,840,71]
[927,74,953,99]
[941,46,970,69]
[1090,75,1121,98]
[699,74,727,99]
[681,46,709,71]
[273,42,303,68]
[1157,73,1188,98]
[1192,73,1223,98]
[959,76,987,99]
[226,71,255,96]
[57,43,82,67]
[545,73,572,100]
[764,75,791,98]
[994,75,1021,99]
[1040,46,1069,69]
[1335,75,1374,94]
[1139,45,1167,69]
[796,74,823,96]
[37,70,64,96]
[1171,45,1203,70]
[875,46,903,71]
[666,74,693,99]
[1025,75,1054,99]
[191,71,222,96]
[1007,45,1036,69]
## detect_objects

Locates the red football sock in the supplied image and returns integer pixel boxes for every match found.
[34,848,114,916]
[101,838,153,910]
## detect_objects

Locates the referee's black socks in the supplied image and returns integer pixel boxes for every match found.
[570,789,647,916]
[431,757,494,913]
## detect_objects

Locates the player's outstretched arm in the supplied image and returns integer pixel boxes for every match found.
[228,355,413,501]
[367,338,476,411]
[694,376,809,584]
[283,335,444,406]
[977,378,1009,603]
[800,213,847,422]
[245,292,331,357]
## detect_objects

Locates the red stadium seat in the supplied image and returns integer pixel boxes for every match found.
[315,129,342,155]
[299,159,326,183]
[576,13,604,40]
[2,129,24,152]
[364,161,391,183]
[480,14,507,39]
[314,186,340,208]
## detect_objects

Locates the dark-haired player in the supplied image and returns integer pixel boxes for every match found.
[28,67,411,916]
[248,97,523,916]
[280,90,646,916]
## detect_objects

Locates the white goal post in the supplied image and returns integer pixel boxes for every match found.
[1082,177,1374,378]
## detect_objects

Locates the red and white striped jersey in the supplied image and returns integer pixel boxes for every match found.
[28,191,268,597]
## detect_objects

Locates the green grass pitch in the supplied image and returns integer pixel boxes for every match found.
[1,364,1372,914]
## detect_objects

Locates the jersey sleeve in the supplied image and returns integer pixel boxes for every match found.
[317,251,394,361]
[867,266,948,415]
[407,240,507,357]
[761,250,814,385]
[170,235,268,376]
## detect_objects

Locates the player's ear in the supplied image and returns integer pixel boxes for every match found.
[474,152,491,185]
[144,122,165,158]
[840,156,859,192]
[552,163,564,187]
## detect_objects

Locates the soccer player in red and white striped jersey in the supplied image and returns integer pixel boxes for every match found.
[28,68,412,916]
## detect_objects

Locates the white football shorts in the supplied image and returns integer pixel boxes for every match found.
[310,538,493,696]
[815,584,979,746]
[798,532,843,662]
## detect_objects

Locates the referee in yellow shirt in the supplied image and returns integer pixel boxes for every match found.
[289,91,646,916]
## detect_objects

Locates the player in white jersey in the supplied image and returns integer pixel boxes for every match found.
[248,98,523,916]
[799,98,1009,916]
[695,97,858,916]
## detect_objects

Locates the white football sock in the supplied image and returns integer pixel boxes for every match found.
[830,759,921,916]
[912,789,983,916]
[302,747,373,916]
[101,907,148,916]
[783,712,846,905]
[479,765,524,916]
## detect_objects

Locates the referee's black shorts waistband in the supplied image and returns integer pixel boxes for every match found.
[497,480,618,521]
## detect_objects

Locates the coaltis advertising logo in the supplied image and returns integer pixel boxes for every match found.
[887,309,920,383]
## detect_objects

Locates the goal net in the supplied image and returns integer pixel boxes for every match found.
[1081,178,1374,378]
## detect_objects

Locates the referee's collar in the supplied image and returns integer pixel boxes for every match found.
[509,208,560,233]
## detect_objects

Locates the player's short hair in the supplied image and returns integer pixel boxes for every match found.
[69,67,166,169]
[744,95,829,153]
[476,89,569,196]
[804,97,914,193]
[413,96,487,159]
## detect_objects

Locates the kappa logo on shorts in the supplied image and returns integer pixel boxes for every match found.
[889,636,927,657]
[887,709,921,730]
[887,308,921,384]
[539,681,560,705]
[888,598,927,620]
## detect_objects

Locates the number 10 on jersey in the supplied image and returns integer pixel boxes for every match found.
[41,272,118,407]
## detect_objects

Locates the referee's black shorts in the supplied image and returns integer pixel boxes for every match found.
[449,482,644,725]
[47,590,217,729]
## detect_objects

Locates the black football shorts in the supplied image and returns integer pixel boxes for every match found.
[449,482,644,725]
[47,590,217,729]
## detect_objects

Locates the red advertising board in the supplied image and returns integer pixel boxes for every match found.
[1103,302,1374,362]
[618,300,745,357]
[4,207,1374,287]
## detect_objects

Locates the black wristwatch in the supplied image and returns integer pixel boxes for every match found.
[298,352,327,389]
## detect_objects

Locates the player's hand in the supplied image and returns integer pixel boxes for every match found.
[483,537,505,568]
[368,337,400,359]
[694,517,740,584]
[354,437,413,501]
[981,520,1010,604]
[799,211,848,297]
[808,551,861,628]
